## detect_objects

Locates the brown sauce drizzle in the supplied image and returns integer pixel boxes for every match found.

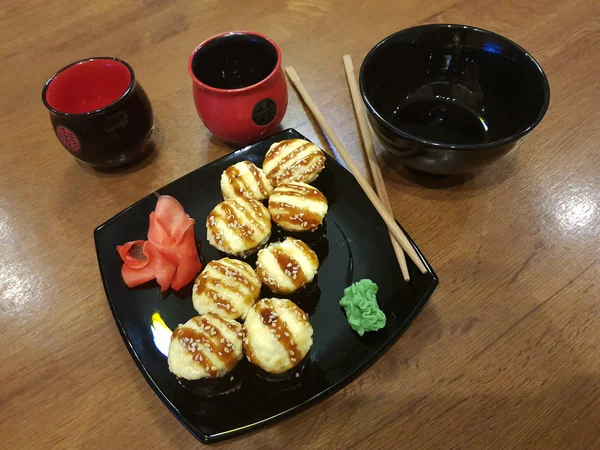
[291,238,319,267]
[219,203,256,244]
[274,183,326,202]
[211,261,248,284]
[173,316,238,377]
[205,288,236,312]
[264,139,293,166]
[255,263,278,292]
[195,263,248,306]
[269,201,322,229]
[172,326,216,376]
[225,165,250,197]
[269,143,311,179]
[208,313,242,334]
[191,316,238,372]
[258,299,302,367]
[207,213,221,245]
[231,199,267,232]
[287,152,324,176]
[246,161,270,197]
[274,250,307,288]
[243,328,258,365]
[212,264,253,297]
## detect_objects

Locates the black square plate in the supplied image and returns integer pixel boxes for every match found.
[94,128,438,444]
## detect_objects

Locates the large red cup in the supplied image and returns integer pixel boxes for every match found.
[188,31,288,145]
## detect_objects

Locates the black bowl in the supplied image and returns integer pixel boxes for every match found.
[360,24,550,175]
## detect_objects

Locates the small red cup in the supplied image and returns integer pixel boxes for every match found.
[42,57,153,169]
[188,31,288,145]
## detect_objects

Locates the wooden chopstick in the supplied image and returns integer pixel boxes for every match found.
[342,55,411,281]
[285,66,428,274]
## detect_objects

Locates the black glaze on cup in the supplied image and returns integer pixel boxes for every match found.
[360,24,550,174]
[191,33,279,90]
[42,57,154,169]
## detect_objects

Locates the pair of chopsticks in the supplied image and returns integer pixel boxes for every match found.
[285,62,428,281]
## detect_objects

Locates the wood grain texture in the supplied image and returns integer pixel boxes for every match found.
[285,65,427,273]
[1,0,599,449]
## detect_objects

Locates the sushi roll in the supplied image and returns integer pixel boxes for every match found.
[268,182,328,232]
[220,160,273,201]
[206,197,271,257]
[193,258,261,320]
[262,139,326,187]
[168,314,244,380]
[256,237,319,295]
[243,298,313,374]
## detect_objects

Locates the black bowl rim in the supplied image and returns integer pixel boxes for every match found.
[359,23,551,150]
[42,56,136,117]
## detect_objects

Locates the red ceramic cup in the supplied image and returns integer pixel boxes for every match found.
[42,57,153,169]
[188,31,288,145]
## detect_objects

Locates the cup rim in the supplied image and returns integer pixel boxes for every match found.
[42,57,136,117]
[359,23,551,150]
[188,31,282,94]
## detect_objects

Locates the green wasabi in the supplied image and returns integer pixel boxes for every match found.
[339,279,386,336]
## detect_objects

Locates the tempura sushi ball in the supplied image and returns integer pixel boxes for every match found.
[268,182,328,232]
[206,197,271,257]
[193,258,261,320]
[168,314,244,380]
[262,139,326,186]
[243,298,313,374]
[220,161,273,201]
[256,237,319,295]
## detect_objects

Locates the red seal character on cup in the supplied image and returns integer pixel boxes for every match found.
[55,126,81,152]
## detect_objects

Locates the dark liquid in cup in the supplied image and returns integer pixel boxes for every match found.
[191,34,278,89]
[391,99,488,145]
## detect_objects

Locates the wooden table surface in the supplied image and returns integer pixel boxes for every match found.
[2,0,599,448]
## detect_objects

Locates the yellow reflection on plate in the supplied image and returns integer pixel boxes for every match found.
[151,312,172,357]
